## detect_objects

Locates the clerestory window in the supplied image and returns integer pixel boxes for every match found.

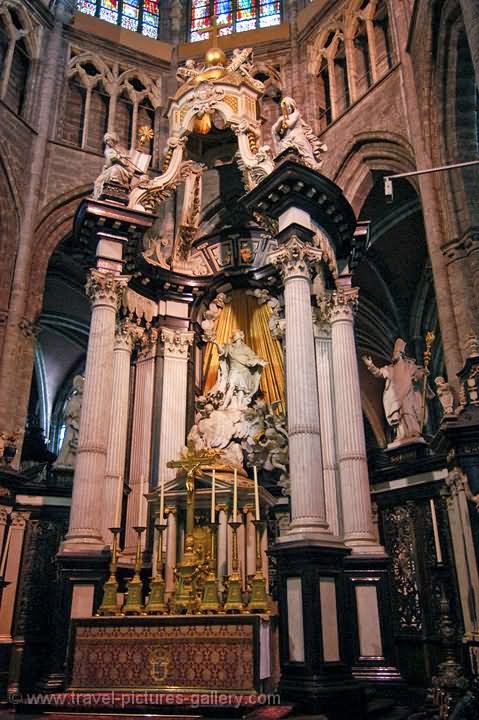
[77,0,160,39]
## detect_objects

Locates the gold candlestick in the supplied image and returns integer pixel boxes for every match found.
[200,521,221,613]
[123,526,146,615]
[146,522,168,614]
[224,520,244,613]
[421,330,435,428]
[97,527,123,616]
[247,520,270,614]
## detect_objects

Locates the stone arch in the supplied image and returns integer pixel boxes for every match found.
[331,131,416,214]
[29,186,93,321]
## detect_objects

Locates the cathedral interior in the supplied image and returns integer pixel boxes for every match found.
[1,0,479,719]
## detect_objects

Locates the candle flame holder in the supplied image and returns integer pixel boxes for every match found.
[97,527,123,616]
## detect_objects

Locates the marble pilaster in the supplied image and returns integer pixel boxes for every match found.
[124,328,157,555]
[314,310,342,537]
[102,318,139,542]
[270,235,331,541]
[157,328,194,484]
[63,271,128,552]
[328,282,382,554]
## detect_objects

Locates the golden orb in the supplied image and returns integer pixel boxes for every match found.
[205,46,227,67]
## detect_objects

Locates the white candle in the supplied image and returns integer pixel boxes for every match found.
[233,468,238,522]
[114,476,123,528]
[211,468,216,524]
[159,474,165,524]
[137,475,144,527]
[254,466,260,521]
[430,498,443,564]
[0,524,12,578]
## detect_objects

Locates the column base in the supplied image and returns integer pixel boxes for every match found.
[277,530,346,548]
[345,540,387,556]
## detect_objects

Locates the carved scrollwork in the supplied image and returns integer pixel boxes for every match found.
[328,286,359,321]
[382,503,423,631]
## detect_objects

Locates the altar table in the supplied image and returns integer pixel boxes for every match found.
[67,615,269,694]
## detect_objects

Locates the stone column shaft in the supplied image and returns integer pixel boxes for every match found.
[64,271,127,550]
[101,319,136,542]
[157,328,194,485]
[329,284,381,553]
[314,319,341,537]
[124,330,157,554]
[271,236,330,539]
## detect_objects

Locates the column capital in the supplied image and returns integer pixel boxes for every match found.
[270,235,323,281]
[114,317,142,352]
[160,327,194,358]
[137,327,158,359]
[328,286,359,321]
[10,511,29,529]
[85,270,129,310]
[0,507,9,525]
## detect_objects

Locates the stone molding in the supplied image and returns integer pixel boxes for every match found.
[160,328,194,359]
[269,235,323,281]
[85,270,128,310]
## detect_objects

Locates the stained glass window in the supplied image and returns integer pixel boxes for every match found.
[77,0,160,39]
[190,0,281,41]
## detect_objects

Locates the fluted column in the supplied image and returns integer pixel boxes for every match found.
[314,311,342,537]
[270,235,331,540]
[165,507,177,597]
[157,328,194,483]
[329,281,382,553]
[63,271,128,551]
[101,318,138,542]
[124,328,157,555]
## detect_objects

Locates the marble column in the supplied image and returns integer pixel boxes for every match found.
[63,271,128,552]
[270,235,331,541]
[165,507,177,598]
[101,317,138,543]
[329,281,382,553]
[124,328,157,556]
[157,328,194,484]
[314,311,342,537]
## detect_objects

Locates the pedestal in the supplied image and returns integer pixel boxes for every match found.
[271,542,365,719]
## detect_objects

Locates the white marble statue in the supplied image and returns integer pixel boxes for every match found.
[55,375,84,467]
[200,292,230,342]
[211,330,268,410]
[187,332,269,470]
[363,339,431,448]
[435,376,455,416]
[93,133,136,199]
[271,97,327,168]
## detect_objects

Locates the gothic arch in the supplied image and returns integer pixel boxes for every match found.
[29,186,92,320]
[331,131,416,214]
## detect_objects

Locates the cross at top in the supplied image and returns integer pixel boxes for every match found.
[197,13,233,48]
